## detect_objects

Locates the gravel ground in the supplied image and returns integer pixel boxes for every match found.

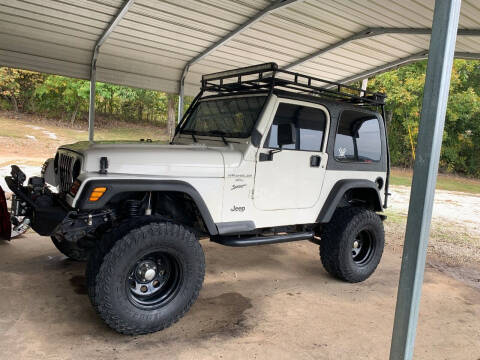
[389,185,480,238]
[385,185,480,291]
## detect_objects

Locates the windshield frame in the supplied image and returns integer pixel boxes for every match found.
[178,92,269,139]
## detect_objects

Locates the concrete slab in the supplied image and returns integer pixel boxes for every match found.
[0,232,478,359]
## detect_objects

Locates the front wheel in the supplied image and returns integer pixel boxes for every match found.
[87,221,205,335]
[319,207,385,283]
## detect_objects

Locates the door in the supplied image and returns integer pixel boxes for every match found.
[253,101,329,210]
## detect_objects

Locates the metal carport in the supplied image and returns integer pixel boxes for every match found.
[0,0,477,358]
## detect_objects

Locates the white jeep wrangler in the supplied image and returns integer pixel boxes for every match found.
[1,63,390,335]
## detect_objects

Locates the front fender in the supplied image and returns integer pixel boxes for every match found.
[74,179,218,235]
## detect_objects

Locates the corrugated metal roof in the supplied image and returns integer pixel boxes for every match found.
[0,0,479,95]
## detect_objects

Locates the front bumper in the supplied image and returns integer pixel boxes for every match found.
[4,166,114,243]
[4,167,68,237]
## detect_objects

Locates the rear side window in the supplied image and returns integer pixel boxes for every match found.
[334,110,381,162]
[264,103,326,151]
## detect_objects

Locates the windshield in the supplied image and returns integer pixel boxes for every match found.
[181,95,267,138]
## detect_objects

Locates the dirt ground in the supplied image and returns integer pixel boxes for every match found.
[0,228,479,360]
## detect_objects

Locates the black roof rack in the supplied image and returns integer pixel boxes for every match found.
[201,62,385,107]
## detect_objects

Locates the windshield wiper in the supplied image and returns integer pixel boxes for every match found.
[181,129,229,145]
[206,130,229,145]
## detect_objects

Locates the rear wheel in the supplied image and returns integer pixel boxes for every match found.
[319,207,384,283]
[51,236,89,261]
[86,220,205,335]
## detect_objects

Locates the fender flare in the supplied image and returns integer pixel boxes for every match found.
[317,179,382,223]
[75,179,218,235]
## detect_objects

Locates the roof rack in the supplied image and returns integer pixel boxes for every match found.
[201,62,386,107]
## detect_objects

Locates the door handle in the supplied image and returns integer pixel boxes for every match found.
[310,155,321,167]
[259,149,281,161]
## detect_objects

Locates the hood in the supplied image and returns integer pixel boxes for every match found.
[60,141,243,178]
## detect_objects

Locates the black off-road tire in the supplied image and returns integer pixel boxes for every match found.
[86,216,161,302]
[51,236,89,261]
[319,207,384,283]
[86,219,205,335]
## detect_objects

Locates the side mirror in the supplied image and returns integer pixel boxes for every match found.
[277,123,295,147]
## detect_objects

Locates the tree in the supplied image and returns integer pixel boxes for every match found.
[35,75,90,124]
[0,67,43,112]
[368,59,480,176]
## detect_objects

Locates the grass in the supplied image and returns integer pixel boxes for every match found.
[0,112,168,143]
[390,168,480,195]
[383,209,407,224]
[0,112,169,166]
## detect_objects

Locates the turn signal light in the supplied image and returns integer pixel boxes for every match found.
[89,187,107,202]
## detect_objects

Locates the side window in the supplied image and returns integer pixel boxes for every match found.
[264,103,326,151]
[334,110,382,162]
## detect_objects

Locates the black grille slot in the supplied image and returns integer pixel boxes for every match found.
[58,153,75,193]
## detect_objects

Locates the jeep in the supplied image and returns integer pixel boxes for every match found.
[1,63,390,335]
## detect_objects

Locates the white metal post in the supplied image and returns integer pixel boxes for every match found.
[360,78,368,97]
[177,66,187,124]
[177,0,304,122]
[88,62,96,143]
[88,0,135,142]
[389,1,461,359]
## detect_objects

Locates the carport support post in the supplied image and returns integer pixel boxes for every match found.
[360,78,368,97]
[88,62,96,143]
[87,0,136,142]
[389,0,461,359]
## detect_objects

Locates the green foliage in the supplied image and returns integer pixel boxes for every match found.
[369,59,480,177]
[0,67,177,127]
[0,68,44,112]
[2,61,480,177]
[35,76,90,124]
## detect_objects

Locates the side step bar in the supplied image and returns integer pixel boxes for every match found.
[211,231,314,247]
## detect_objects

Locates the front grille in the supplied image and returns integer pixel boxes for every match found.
[58,153,75,193]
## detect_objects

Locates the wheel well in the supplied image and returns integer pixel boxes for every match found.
[344,187,382,212]
[153,192,208,234]
[317,179,383,223]
[106,191,210,235]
